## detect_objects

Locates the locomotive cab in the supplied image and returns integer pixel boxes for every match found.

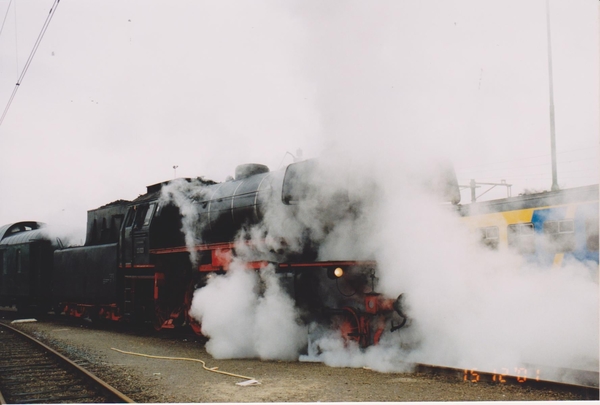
[118,180,199,326]
[121,202,157,267]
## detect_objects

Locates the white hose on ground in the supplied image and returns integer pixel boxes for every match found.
[110,347,259,384]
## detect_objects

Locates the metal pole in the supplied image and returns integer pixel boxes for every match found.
[546,0,559,191]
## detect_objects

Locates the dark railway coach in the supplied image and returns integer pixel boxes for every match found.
[0,222,54,313]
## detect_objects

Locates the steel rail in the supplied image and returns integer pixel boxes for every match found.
[0,321,135,403]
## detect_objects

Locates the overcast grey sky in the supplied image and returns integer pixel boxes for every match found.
[0,0,598,236]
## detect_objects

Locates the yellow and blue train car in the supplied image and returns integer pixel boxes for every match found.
[458,185,599,268]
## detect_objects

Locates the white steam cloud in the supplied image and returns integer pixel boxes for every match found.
[158,1,598,385]
[170,158,597,383]
[155,156,598,383]
[373,188,598,375]
[189,262,307,360]
[159,178,214,265]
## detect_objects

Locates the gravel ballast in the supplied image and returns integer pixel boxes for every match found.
[6,317,589,403]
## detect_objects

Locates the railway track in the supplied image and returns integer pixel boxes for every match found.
[415,362,599,400]
[0,321,134,404]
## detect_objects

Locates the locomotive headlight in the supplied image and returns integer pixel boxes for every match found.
[327,267,344,279]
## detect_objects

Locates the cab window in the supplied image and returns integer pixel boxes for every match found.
[124,207,135,228]
[134,205,149,229]
[143,203,156,226]
[126,203,156,229]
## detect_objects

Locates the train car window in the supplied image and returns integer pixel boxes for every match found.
[0,251,4,275]
[478,226,499,249]
[486,227,499,239]
[543,219,575,234]
[543,219,575,252]
[507,223,535,254]
[543,221,558,234]
[558,220,574,234]
[9,224,33,235]
[586,218,599,251]
[521,223,534,234]
[16,249,21,274]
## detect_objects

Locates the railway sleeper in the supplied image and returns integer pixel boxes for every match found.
[0,378,84,387]
[18,393,104,404]
[11,385,88,398]
[0,361,56,369]
[0,354,49,361]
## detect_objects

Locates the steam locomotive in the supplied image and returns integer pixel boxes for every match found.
[1,159,446,348]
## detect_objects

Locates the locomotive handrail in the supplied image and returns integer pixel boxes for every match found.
[149,241,236,254]
[277,260,378,268]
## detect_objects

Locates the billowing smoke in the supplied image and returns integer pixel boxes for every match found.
[372,187,598,375]
[41,223,85,248]
[302,328,413,373]
[160,1,598,384]
[290,0,598,381]
[189,261,307,360]
[166,157,597,381]
[159,178,215,266]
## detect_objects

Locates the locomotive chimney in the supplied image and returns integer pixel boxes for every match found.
[234,163,269,180]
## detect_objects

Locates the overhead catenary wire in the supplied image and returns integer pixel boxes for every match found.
[455,147,598,172]
[14,0,18,77]
[0,0,60,128]
[460,164,599,182]
[456,156,599,175]
[0,0,13,41]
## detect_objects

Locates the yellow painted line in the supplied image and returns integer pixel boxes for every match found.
[553,253,565,266]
